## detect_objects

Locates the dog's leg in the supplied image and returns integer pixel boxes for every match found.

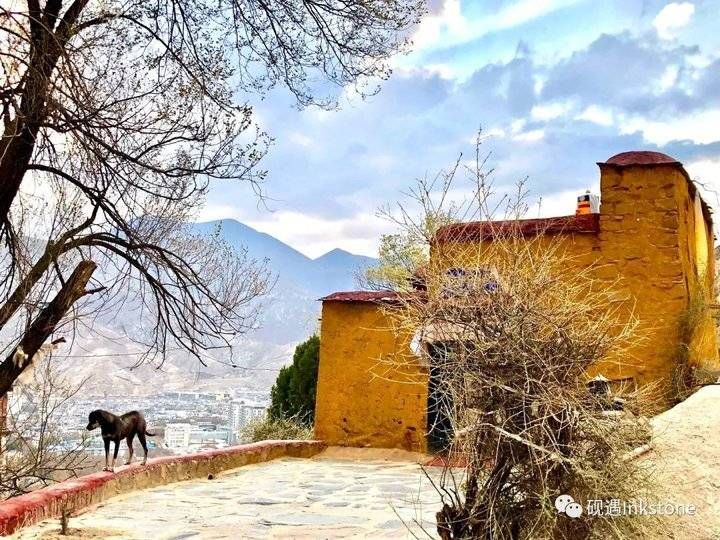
[103,438,111,471]
[111,440,120,472]
[125,435,135,465]
[138,432,148,465]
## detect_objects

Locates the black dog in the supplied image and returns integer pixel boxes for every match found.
[86,410,155,472]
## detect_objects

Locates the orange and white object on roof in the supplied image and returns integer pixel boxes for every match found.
[576,190,600,215]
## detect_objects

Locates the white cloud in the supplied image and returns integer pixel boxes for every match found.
[530,101,573,121]
[619,109,720,145]
[687,52,714,70]
[686,158,720,209]
[246,211,392,258]
[686,158,720,182]
[653,2,695,40]
[657,65,680,92]
[482,127,507,140]
[510,118,526,133]
[494,0,576,31]
[410,0,581,53]
[288,132,314,148]
[196,203,238,223]
[423,63,456,79]
[512,129,545,143]
[576,105,614,127]
[197,204,392,258]
[411,0,468,51]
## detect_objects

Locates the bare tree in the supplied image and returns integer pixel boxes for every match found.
[0,0,424,393]
[0,0,424,239]
[375,136,663,539]
[1,346,89,498]
[0,164,272,396]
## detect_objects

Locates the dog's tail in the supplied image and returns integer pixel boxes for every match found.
[145,430,156,437]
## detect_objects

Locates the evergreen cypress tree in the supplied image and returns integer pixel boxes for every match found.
[269,335,320,425]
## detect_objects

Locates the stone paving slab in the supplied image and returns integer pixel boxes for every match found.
[13,457,451,539]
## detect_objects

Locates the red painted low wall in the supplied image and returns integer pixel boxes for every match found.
[0,440,326,536]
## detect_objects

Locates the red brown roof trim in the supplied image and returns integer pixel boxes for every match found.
[602,151,680,167]
[435,213,600,244]
[319,290,400,303]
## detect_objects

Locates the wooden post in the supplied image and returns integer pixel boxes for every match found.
[0,393,7,458]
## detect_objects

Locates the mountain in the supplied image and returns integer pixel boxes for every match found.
[312,248,376,292]
[190,219,376,344]
[57,219,377,396]
[191,220,375,296]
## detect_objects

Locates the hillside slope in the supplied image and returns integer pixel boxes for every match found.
[56,219,375,396]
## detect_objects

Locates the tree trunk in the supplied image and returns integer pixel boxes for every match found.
[0,5,69,228]
[0,244,62,330]
[0,261,97,397]
[0,126,39,226]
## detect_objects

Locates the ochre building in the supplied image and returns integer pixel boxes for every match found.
[314,151,719,453]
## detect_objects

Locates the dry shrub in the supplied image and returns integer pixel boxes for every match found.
[671,280,720,402]
[374,134,664,539]
[239,414,313,443]
[393,236,661,539]
[1,354,90,498]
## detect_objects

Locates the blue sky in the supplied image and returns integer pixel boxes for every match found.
[200,0,720,258]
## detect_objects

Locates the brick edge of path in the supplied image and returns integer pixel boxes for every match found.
[0,440,327,536]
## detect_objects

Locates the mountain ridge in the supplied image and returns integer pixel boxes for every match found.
[192,219,375,297]
[61,218,377,396]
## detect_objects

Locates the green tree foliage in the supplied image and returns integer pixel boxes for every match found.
[269,335,320,425]
[269,367,293,420]
[365,233,428,291]
[365,212,456,292]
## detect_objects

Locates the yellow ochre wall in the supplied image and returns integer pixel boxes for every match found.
[673,167,719,374]
[436,163,718,389]
[315,159,718,451]
[434,232,601,281]
[314,301,428,452]
[592,163,718,386]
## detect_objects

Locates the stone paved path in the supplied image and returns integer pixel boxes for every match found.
[15,456,451,539]
[645,385,720,539]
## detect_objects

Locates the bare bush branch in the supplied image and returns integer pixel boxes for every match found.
[376,134,664,539]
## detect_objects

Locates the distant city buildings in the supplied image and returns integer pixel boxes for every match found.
[8,389,270,457]
[165,421,238,451]
[163,392,232,402]
[231,401,267,433]
[165,423,193,449]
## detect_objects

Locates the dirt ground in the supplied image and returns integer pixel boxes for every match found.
[14,456,444,539]
[644,384,720,539]
[34,527,126,539]
[311,445,429,463]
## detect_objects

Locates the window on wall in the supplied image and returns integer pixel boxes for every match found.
[442,266,500,298]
